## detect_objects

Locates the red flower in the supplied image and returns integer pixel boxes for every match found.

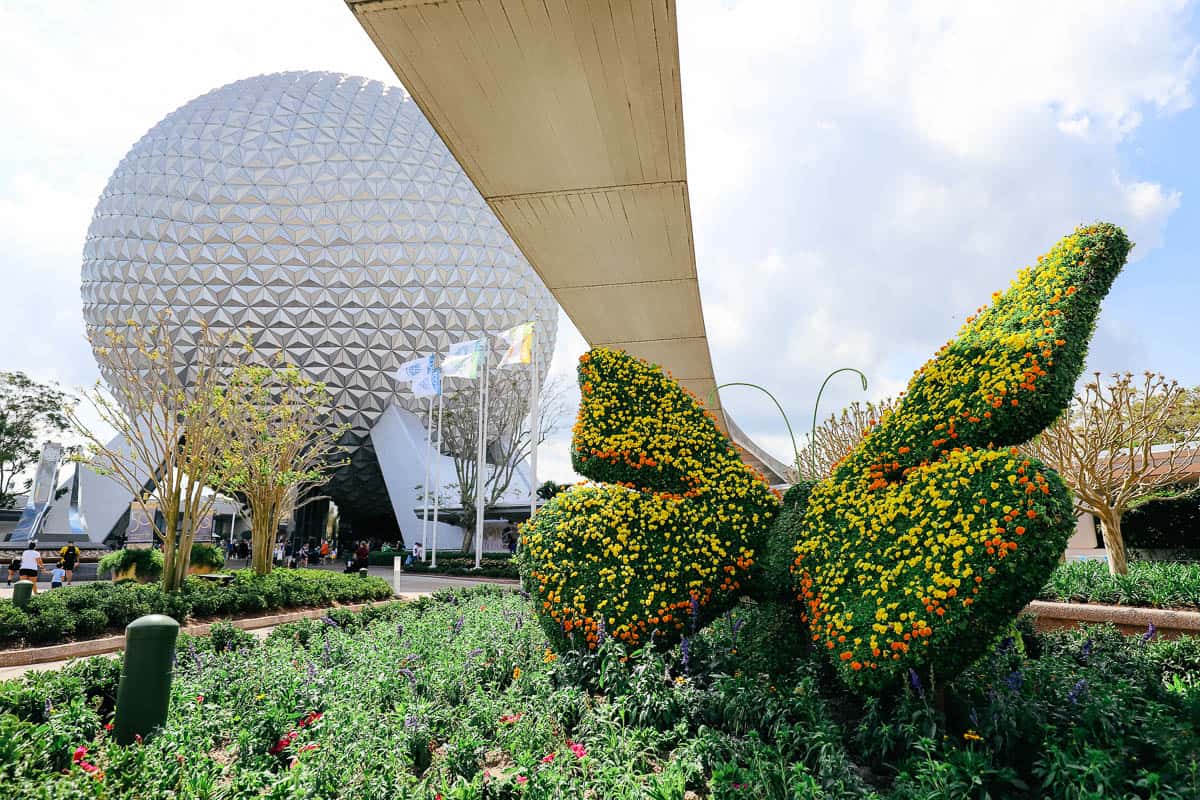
[498,713,523,724]
[541,752,556,764]
[516,775,528,785]
[298,711,323,728]
[567,740,587,759]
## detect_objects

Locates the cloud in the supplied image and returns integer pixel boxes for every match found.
[679,0,1197,461]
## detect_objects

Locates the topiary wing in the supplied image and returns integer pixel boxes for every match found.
[795,223,1131,691]
[520,348,781,649]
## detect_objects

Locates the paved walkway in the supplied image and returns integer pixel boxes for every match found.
[0,571,516,680]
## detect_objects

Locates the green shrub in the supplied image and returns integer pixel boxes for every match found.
[189,542,225,571]
[73,608,109,638]
[0,568,393,649]
[25,604,75,644]
[1124,488,1200,553]
[98,548,163,582]
[207,620,256,653]
[0,603,28,645]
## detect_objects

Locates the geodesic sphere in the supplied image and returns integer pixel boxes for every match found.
[81,71,558,519]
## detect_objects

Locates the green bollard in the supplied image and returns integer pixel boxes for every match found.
[11,580,33,609]
[113,614,179,745]
[358,567,368,579]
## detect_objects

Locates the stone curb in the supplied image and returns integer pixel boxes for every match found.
[1025,600,1200,637]
[0,599,399,668]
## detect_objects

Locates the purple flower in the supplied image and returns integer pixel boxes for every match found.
[908,668,924,698]
[998,636,1014,654]
[404,713,420,729]
[306,661,318,680]
[680,637,691,674]
[320,616,339,628]
[1142,623,1157,643]
[1067,679,1087,705]
[395,624,405,639]
[1080,638,1093,659]
[689,594,700,633]
[451,616,464,636]
[596,617,606,645]
[1005,670,1024,692]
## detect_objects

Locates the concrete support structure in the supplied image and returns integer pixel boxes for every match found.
[346,0,790,483]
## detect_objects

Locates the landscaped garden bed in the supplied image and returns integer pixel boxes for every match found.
[1039,560,1200,610]
[2,585,1197,798]
[398,550,518,580]
[0,569,392,649]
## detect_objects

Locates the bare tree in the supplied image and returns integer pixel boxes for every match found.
[1025,372,1200,575]
[209,359,348,575]
[439,371,568,552]
[66,315,243,592]
[798,397,900,480]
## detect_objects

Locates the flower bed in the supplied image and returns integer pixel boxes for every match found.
[0,569,392,649]
[1040,560,1200,609]
[405,555,518,580]
[1,586,1196,798]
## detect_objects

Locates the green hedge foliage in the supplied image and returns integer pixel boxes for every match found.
[0,569,392,649]
[1124,488,1200,552]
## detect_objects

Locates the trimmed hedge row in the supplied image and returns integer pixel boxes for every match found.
[403,556,517,580]
[0,568,393,648]
[1124,488,1200,553]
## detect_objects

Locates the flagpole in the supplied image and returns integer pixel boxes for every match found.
[529,322,540,521]
[431,387,443,568]
[474,342,489,570]
[421,395,433,561]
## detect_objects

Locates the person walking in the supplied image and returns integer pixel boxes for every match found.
[236,538,250,564]
[319,539,330,564]
[17,541,44,593]
[49,564,66,589]
[58,540,81,585]
[7,554,19,585]
[354,541,369,570]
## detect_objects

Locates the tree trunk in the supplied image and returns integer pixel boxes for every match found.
[1097,509,1129,576]
[250,505,273,576]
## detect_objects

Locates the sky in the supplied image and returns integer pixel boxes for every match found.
[1,1,1198,482]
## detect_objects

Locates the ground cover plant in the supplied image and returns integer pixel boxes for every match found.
[1,586,1196,798]
[0,569,391,648]
[1040,559,1200,609]
[523,223,1132,693]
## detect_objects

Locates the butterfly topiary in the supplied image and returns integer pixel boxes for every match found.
[517,347,781,650]
[520,223,1131,692]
